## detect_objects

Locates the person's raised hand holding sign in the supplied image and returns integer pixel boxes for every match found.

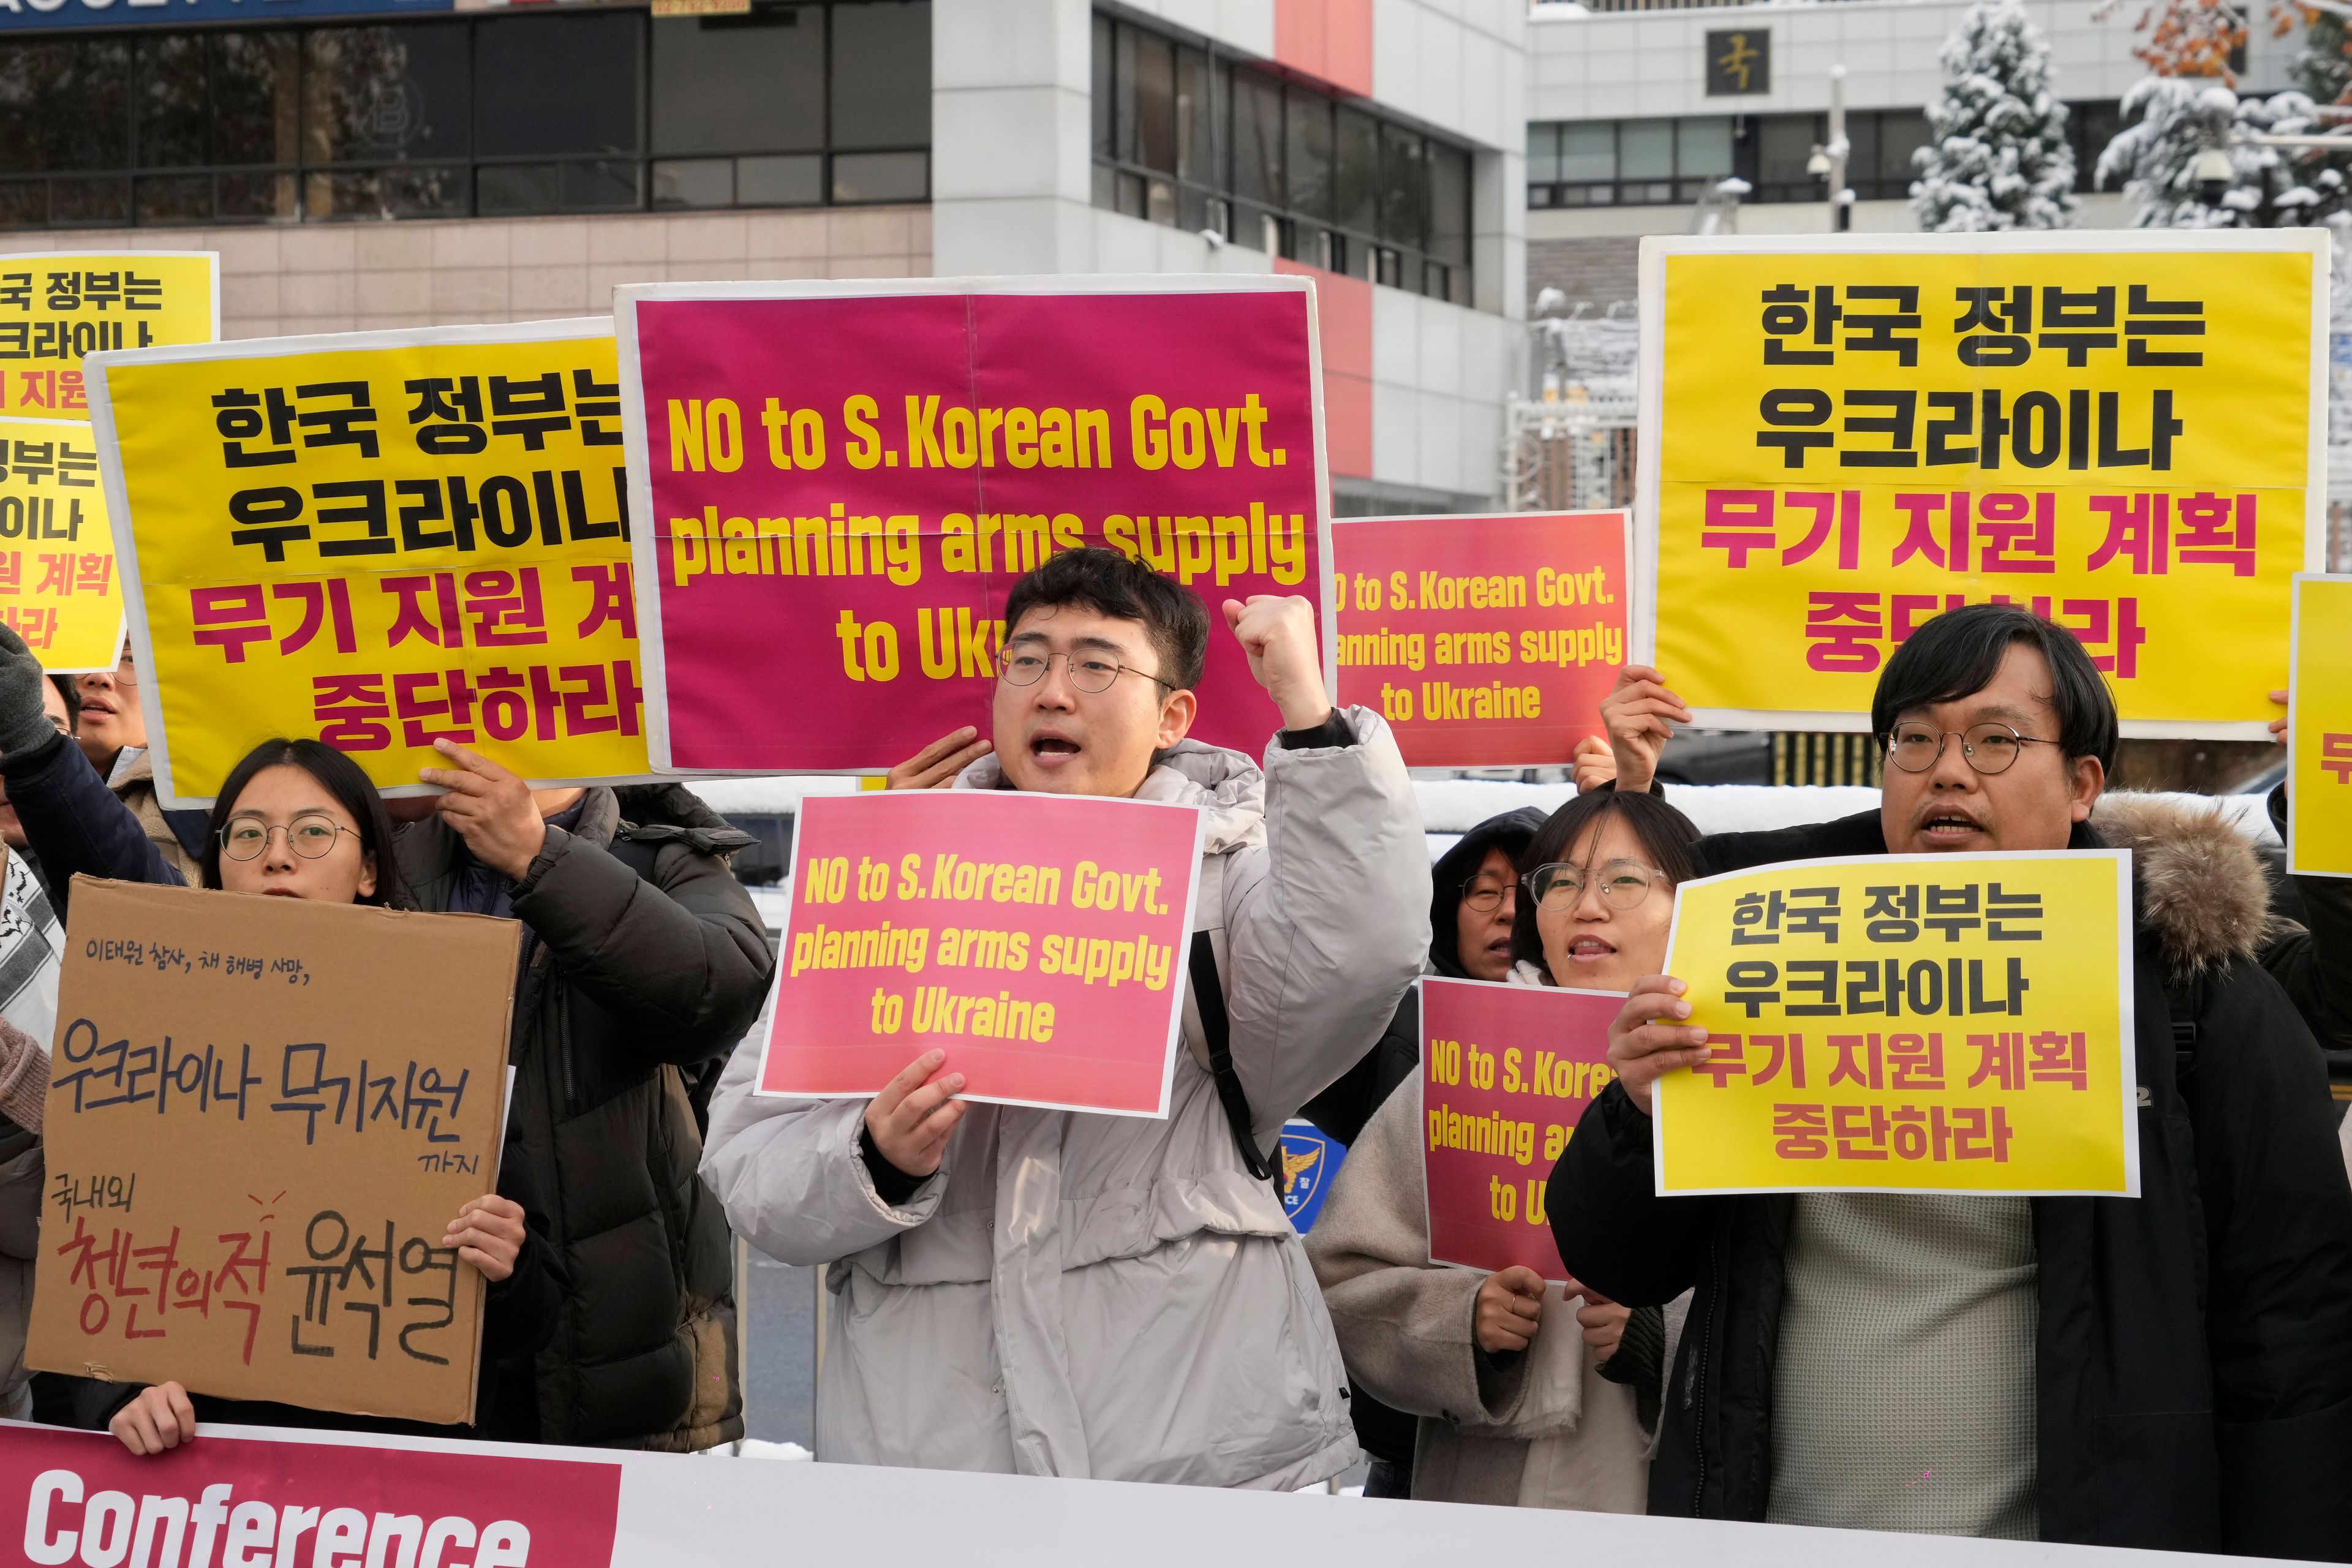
[1474,1265,1545,1354]
[1604,974,1711,1116]
[886,726,993,790]
[863,1048,966,1185]
[418,739,585,879]
[1596,665,1692,796]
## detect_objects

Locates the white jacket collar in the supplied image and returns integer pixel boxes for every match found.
[954,738,1268,858]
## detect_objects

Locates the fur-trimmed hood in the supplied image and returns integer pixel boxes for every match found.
[2090,791,2274,978]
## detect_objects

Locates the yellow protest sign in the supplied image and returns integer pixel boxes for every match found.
[0,416,123,671]
[92,320,652,806]
[1639,232,2324,739]
[1653,850,2137,1196]
[2290,573,2352,876]
[0,252,216,414]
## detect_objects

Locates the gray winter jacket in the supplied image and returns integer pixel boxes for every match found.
[1308,965,1653,1511]
[702,712,1428,1487]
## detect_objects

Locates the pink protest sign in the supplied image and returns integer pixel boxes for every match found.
[759,788,1206,1116]
[1333,511,1629,768]
[617,279,1333,772]
[1421,976,1623,1281]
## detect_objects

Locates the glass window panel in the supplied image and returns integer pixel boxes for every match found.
[1176,45,1212,185]
[0,181,43,227]
[473,13,639,159]
[565,158,638,209]
[211,32,299,167]
[0,40,131,174]
[1231,68,1281,207]
[1091,12,1112,160]
[1558,121,1613,183]
[51,175,131,224]
[1877,110,1929,184]
[214,170,295,221]
[1619,119,1672,179]
[1844,113,1879,190]
[1284,88,1332,220]
[135,173,210,223]
[830,1,929,149]
[477,161,561,214]
[136,35,208,169]
[1678,116,1732,179]
[1757,113,1821,190]
[305,24,470,165]
[1335,106,1377,233]
[653,157,733,208]
[652,6,824,157]
[831,148,925,203]
[738,152,821,205]
[1376,122,1425,248]
[1129,29,1174,173]
[1428,139,1469,265]
[1525,122,1558,186]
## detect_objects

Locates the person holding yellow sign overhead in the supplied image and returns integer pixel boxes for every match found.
[1550,604,2352,1560]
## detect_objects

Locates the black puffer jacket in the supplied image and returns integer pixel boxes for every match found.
[2261,783,2352,1093]
[396,783,772,1452]
[1550,796,2352,1560]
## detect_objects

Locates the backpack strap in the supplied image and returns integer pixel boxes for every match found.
[1188,930,1278,1185]
[2165,969,2205,1090]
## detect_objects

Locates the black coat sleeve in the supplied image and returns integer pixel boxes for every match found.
[2,731,184,915]
[2260,784,2352,1085]
[1548,1081,1723,1308]
[481,1116,568,1363]
[2189,957,2352,1560]
[507,826,774,1066]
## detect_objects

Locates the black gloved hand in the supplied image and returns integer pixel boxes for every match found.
[0,622,61,764]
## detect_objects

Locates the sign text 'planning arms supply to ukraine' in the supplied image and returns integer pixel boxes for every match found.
[1651,850,2138,1196]
[1420,976,1621,1281]
[25,881,520,1426]
[1640,232,2324,737]
[2290,573,2352,877]
[91,320,652,806]
[617,278,1330,773]
[1332,511,1627,767]
[758,789,1205,1117]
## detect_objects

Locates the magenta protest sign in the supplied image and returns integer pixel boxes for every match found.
[758,788,1207,1117]
[616,278,1333,773]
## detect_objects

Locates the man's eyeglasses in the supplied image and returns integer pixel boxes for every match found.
[1880,720,2059,775]
[1521,859,1667,913]
[219,815,355,861]
[997,647,1174,696]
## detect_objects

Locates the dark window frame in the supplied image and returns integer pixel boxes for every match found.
[0,0,930,230]
[1091,7,1474,307]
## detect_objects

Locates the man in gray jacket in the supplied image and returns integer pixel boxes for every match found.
[703,547,1428,1488]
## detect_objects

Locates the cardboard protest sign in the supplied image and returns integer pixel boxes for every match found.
[0,416,124,671]
[2289,573,2352,877]
[1332,511,1627,767]
[758,790,1205,1115]
[1652,851,2137,1196]
[1638,232,2325,739]
[27,880,521,1425]
[0,251,217,407]
[90,320,652,806]
[1420,977,1618,1281]
[616,277,1332,772]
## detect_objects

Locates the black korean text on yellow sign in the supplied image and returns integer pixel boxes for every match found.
[1653,850,2138,1196]
[91,320,650,805]
[0,251,217,415]
[1642,233,2323,737]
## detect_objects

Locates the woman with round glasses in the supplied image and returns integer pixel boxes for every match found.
[1308,786,1702,1509]
[0,626,563,1453]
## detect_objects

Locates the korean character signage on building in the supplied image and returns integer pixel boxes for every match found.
[1638,233,2326,738]
[2289,573,2352,877]
[1651,850,2138,1196]
[616,277,1330,773]
[1704,29,1770,96]
[0,416,123,671]
[25,880,520,1425]
[0,252,215,392]
[89,319,652,806]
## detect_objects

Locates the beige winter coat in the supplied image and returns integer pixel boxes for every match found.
[1307,976,1652,1511]
[703,715,1429,1488]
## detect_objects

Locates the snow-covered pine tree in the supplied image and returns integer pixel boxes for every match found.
[2095,78,2350,225]
[1910,0,2080,230]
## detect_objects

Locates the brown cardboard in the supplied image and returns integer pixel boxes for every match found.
[27,878,521,1427]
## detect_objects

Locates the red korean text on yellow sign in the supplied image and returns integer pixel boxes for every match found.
[1649,239,2318,734]
[97,325,649,805]
[1653,851,2137,1196]
[0,252,216,415]
[0,416,123,671]
[2290,573,2352,877]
